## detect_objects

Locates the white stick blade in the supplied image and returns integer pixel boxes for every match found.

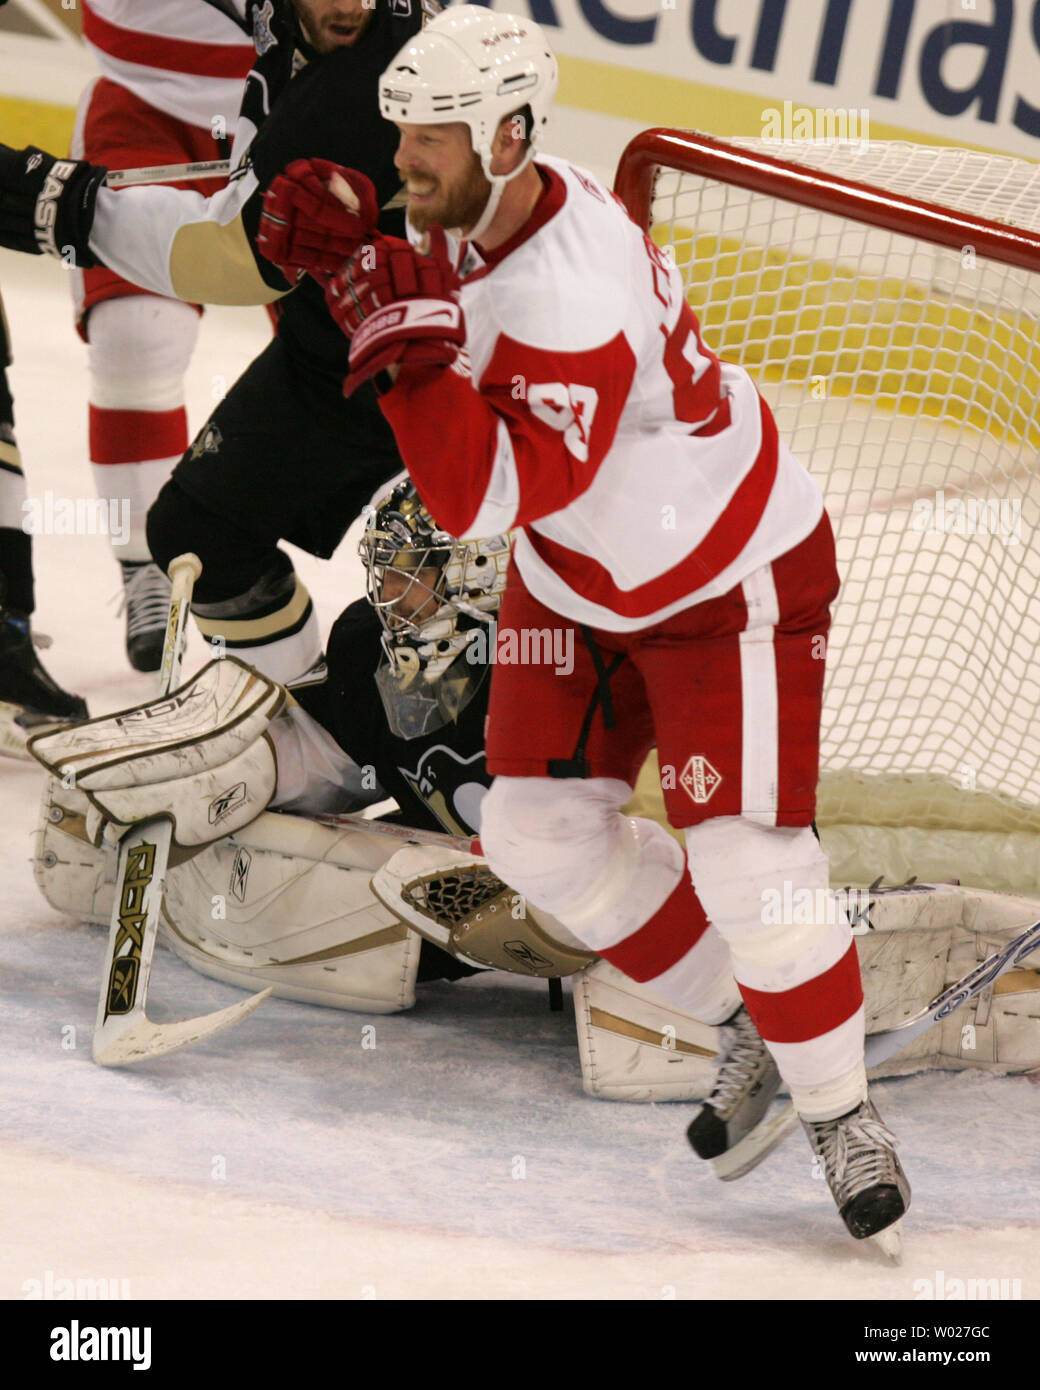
[92,988,272,1067]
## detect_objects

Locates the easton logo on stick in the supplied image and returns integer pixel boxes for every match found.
[105,841,156,1017]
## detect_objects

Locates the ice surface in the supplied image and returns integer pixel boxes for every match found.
[1,249,1038,1301]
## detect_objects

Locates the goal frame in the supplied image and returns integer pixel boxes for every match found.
[612,128,1040,895]
[614,127,1040,273]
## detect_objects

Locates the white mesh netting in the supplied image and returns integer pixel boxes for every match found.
[636,137,1040,890]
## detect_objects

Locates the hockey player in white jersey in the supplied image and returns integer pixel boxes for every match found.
[266,6,913,1250]
[72,1,254,670]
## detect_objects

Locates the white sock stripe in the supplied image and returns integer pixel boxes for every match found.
[220,611,323,686]
[89,375,188,413]
[739,565,780,824]
[767,1007,866,1096]
[85,296,200,385]
[641,926,742,1024]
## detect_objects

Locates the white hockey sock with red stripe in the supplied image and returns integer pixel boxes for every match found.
[685,816,867,1119]
[86,295,200,560]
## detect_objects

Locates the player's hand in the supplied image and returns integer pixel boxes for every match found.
[0,145,107,266]
[326,227,464,397]
[258,160,379,278]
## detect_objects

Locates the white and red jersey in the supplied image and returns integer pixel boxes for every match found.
[82,0,254,132]
[381,155,825,633]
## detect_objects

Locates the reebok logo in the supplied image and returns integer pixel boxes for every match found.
[503,940,553,972]
[209,782,247,826]
[229,847,251,902]
[115,686,204,726]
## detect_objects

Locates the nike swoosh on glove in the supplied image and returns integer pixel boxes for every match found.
[325,227,465,397]
[0,145,107,266]
[257,160,379,279]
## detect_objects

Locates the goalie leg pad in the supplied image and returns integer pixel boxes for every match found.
[371,844,596,976]
[574,959,718,1102]
[857,882,1040,1075]
[36,794,421,1012]
[161,816,420,1012]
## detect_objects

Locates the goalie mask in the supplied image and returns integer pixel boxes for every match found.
[360,480,511,740]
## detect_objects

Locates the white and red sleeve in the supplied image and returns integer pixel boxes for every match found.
[378,331,637,539]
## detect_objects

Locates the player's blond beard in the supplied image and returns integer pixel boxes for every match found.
[408,152,493,237]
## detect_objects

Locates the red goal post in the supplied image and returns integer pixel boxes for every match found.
[614,127,1040,274]
[612,128,1040,897]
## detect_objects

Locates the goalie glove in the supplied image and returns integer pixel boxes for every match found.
[326,227,465,398]
[257,159,379,279]
[0,144,107,266]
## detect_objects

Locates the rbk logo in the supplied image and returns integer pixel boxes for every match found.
[115,687,204,726]
[229,847,252,902]
[209,782,247,825]
[504,940,553,972]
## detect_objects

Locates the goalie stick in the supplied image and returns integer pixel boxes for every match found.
[88,804,476,1065]
[91,554,271,1066]
[711,916,1040,1181]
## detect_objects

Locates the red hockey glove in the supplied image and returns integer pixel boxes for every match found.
[257,159,379,278]
[326,227,465,398]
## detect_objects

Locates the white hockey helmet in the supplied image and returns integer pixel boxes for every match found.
[380,6,558,237]
[360,479,512,739]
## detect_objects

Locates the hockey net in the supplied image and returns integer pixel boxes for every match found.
[614,130,1040,895]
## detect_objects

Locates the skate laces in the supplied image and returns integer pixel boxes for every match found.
[115,564,171,639]
[813,1107,900,1201]
[710,1009,770,1110]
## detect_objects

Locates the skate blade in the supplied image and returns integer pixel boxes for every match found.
[712,1102,799,1181]
[869,1220,903,1263]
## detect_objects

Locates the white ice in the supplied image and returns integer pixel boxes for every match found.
[1,248,1039,1303]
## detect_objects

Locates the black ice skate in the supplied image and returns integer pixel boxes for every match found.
[0,607,88,757]
[801,1096,910,1259]
[686,1004,782,1178]
[119,560,171,672]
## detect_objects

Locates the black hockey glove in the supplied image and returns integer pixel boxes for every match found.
[0,145,108,267]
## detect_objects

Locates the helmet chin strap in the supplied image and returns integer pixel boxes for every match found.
[457,146,536,244]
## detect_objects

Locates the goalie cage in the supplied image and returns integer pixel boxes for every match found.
[614,128,1040,898]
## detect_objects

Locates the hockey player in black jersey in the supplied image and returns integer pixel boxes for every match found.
[276,475,507,840]
[0,291,88,755]
[0,0,438,685]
